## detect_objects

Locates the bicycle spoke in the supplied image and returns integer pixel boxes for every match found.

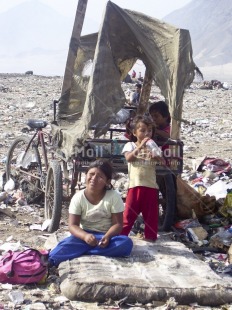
[46,178,55,218]
[6,136,43,203]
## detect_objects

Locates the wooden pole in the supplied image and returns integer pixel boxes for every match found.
[137,69,153,115]
[61,0,88,99]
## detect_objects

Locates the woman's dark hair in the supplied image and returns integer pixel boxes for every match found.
[135,83,142,89]
[149,101,171,123]
[87,160,113,180]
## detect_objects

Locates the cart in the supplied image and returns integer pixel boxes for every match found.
[5,0,197,233]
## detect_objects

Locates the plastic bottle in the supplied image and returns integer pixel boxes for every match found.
[146,139,162,156]
[210,229,232,247]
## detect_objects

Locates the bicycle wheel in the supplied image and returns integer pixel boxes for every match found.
[6,136,43,203]
[157,174,177,231]
[45,160,63,233]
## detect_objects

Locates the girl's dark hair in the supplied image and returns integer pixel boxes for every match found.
[149,101,171,123]
[127,115,155,142]
[132,115,153,130]
[135,83,142,89]
[87,160,113,180]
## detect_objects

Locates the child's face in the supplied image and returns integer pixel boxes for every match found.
[86,167,109,192]
[133,122,152,142]
[150,111,168,127]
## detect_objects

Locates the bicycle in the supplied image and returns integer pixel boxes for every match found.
[5,118,63,233]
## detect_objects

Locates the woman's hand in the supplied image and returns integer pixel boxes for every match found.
[98,212,123,248]
[98,235,110,248]
[84,233,98,247]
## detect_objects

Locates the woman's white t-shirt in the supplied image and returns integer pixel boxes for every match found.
[69,189,124,233]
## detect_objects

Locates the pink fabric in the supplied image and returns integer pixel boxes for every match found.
[121,186,159,240]
[0,249,48,284]
[159,124,170,152]
[201,157,231,175]
[161,124,171,134]
[153,124,170,152]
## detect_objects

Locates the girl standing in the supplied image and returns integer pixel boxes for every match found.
[121,116,162,241]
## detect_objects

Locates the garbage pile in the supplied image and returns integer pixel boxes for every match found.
[200,80,229,90]
[172,216,232,277]
[1,74,232,308]
[128,154,232,278]
[175,156,232,274]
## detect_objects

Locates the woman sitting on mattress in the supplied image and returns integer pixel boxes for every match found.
[49,160,133,267]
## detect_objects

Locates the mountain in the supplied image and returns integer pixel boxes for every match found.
[0,1,71,54]
[0,0,98,76]
[1,0,232,80]
[163,0,232,80]
[0,0,72,75]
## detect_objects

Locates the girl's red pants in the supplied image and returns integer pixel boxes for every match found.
[121,186,159,240]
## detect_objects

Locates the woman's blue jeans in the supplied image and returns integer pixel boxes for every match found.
[49,231,133,266]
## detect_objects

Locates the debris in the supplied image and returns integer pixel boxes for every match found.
[209,229,232,248]
[26,303,46,310]
[0,74,232,308]
[176,176,218,219]
[0,192,8,202]
[187,226,208,243]
[4,179,15,192]
[0,241,22,254]
[205,180,232,200]
[219,190,232,217]
[8,290,24,305]
[0,207,16,218]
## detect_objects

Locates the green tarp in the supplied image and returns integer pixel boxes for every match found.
[53,1,196,159]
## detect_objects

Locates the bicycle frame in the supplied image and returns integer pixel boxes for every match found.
[32,129,52,171]
[19,120,53,190]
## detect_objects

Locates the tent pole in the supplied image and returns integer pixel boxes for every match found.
[61,0,88,100]
[170,109,181,140]
[137,69,153,115]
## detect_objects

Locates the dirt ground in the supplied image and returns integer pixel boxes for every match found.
[0,74,232,248]
[0,75,232,309]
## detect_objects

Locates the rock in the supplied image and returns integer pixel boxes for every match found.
[0,191,7,202]
[27,303,46,310]
[25,71,33,75]
[8,290,24,305]
[0,207,16,218]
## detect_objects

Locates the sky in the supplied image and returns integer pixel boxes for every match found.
[0,0,192,76]
[0,0,192,28]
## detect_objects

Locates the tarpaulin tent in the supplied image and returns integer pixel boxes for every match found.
[52,1,196,159]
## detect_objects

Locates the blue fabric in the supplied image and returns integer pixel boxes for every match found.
[48,232,133,266]
[132,92,140,104]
